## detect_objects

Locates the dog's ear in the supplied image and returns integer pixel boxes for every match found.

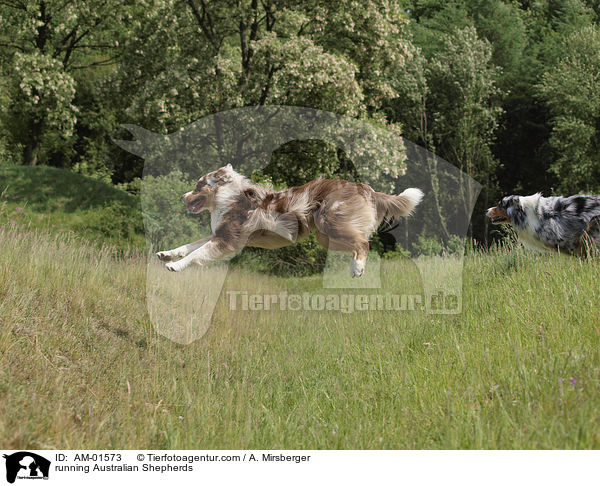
[507,205,515,219]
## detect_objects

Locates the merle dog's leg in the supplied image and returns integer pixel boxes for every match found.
[157,236,212,262]
[165,238,239,272]
[587,216,600,242]
[577,216,600,257]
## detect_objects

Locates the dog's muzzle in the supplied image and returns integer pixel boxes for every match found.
[182,191,205,213]
[486,206,510,224]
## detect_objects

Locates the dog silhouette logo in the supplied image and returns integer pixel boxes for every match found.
[3,452,50,483]
[114,106,480,343]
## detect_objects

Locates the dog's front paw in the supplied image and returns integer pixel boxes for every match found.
[165,261,184,272]
[350,259,365,278]
[157,251,176,262]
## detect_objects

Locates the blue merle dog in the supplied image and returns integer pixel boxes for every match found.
[487,193,600,255]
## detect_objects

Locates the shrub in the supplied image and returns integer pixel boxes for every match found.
[231,232,328,277]
[140,171,207,249]
[80,200,144,242]
[412,234,464,256]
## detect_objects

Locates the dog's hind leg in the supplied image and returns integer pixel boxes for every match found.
[315,230,370,278]
[157,236,212,261]
[348,239,370,278]
[165,238,240,272]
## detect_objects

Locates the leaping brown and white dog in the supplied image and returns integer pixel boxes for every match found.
[157,164,423,276]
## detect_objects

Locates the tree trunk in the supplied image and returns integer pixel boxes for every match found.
[23,119,43,166]
[483,176,489,248]
[426,155,451,242]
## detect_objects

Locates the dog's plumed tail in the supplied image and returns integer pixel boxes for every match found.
[374,188,424,223]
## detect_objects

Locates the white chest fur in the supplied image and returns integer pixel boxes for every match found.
[515,228,554,253]
[210,185,238,232]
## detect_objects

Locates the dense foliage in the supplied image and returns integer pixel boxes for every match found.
[2,0,600,246]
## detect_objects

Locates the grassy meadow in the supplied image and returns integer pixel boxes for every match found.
[1,217,600,449]
[4,0,600,455]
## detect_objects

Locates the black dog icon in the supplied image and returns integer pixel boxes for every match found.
[3,452,50,483]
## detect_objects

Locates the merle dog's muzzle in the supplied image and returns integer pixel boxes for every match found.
[487,206,510,224]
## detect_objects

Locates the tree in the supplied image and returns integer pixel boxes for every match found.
[538,25,600,193]
[428,27,502,240]
[491,0,595,196]
[109,0,411,183]
[0,0,126,165]
[7,52,77,166]
[392,26,502,243]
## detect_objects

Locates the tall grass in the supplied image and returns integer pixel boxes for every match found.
[1,223,599,449]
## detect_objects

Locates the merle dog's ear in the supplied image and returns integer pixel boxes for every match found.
[507,206,514,219]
